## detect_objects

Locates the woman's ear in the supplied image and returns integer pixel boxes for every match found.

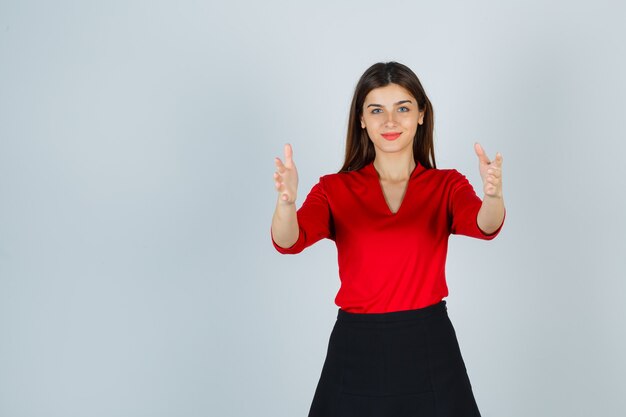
[360,117,365,129]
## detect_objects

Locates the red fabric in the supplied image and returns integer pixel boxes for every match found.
[271,161,505,313]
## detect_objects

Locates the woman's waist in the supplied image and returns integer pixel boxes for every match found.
[337,300,447,323]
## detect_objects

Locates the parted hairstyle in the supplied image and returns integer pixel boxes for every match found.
[339,61,436,172]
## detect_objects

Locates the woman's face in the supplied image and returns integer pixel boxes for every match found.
[360,83,424,157]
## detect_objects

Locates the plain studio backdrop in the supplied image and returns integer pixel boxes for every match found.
[1,1,625,416]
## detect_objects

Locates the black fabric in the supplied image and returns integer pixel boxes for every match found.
[307,301,482,417]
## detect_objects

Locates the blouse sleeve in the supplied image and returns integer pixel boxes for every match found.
[271,176,334,254]
[448,169,505,240]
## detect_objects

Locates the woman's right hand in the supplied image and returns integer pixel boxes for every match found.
[274,143,299,205]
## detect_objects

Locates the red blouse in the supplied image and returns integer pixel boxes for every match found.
[271,161,505,313]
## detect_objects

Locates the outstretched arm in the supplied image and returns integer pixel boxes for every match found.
[271,143,300,248]
[474,142,506,235]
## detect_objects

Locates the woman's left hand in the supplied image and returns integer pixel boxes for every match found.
[474,142,503,199]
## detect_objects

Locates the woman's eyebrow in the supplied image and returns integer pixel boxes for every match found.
[367,100,413,108]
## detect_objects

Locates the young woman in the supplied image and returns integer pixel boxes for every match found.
[270,61,505,417]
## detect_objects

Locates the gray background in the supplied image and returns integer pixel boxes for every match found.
[1,0,625,416]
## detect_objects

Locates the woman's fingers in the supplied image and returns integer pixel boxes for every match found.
[284,143,293,166]
[274,177,291,201]
[275,143,296,171]
[273,172,282,189]
[486,175,500,185]
[487,166,501,178]
[494,152,503,168]
[273,144,298,204]
[487,153,503,179]
[483,151,503,198]
[474,142,491,165]
[275,156,286,173]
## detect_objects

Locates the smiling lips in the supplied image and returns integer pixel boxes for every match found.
[381,132,401,141]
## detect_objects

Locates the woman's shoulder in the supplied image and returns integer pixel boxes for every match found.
[423,166,468,180]
[309,164,373,195]
[409,166,473,195]
[320,168,365,181]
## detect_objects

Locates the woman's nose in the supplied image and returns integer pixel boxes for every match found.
[385,111,398,125]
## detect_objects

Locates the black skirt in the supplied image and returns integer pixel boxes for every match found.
[307,300,482,417]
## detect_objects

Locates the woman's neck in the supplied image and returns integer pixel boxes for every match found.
[373,152,416,181]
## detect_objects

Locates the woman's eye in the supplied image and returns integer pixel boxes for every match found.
[371,108,382,114]
[398,106,409,112]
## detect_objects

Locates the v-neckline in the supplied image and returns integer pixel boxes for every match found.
[369,161,421,216]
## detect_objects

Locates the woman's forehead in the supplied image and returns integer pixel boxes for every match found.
[364,84,415,104]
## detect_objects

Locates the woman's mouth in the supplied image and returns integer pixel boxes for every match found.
[381,132,401,141]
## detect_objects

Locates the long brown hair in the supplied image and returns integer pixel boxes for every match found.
[339,62,436,172]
